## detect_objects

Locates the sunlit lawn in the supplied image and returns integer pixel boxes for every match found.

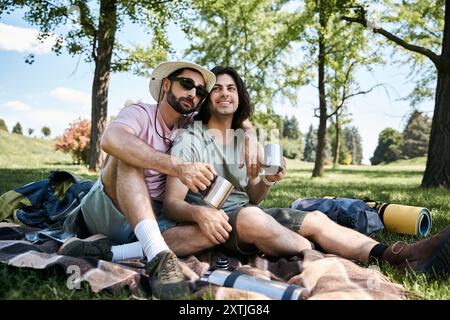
[0,131,448,299]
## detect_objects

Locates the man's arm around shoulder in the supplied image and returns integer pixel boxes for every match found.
[101,122,183,176]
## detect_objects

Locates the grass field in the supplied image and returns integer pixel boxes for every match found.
[0,129,449,299]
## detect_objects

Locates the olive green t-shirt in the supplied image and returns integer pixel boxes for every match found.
[170,121,249,213]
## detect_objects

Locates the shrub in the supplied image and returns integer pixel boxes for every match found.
[0,119,8,132]
[41,126,51,138]
[12,122,23,135]
[371,128,403,165]
[281,137,303,160]
[54,119,91,165]
[340,153,352,165]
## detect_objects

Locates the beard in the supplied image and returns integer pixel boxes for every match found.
[167,88,197,115]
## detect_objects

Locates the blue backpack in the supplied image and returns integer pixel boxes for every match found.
[291,197,384,236]
[0,170,94,242]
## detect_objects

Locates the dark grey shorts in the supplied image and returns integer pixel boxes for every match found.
[222,206,309,256]
[81,178,175,245]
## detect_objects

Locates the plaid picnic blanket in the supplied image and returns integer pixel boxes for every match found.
[0,222,410,300]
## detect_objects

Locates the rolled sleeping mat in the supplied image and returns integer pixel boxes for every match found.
[366,202,432,237]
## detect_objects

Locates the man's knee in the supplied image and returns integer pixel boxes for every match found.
[102,158,144,200]
[301,210,331,235]
[236,207,274,236]
[115,160,148,196]
[116,159,144,176]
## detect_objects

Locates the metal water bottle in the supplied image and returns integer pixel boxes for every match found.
[203,269,306,300]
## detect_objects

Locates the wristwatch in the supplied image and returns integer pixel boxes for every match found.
[262,175,276,186]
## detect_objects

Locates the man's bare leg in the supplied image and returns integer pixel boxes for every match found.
[299,211,378,262]
[163,225,215,257]
[300,211,450,277]
[100,156,119,207]
[163,209,312,258]
[101,157,189,298]
[236,207,312,256]
[102,157,158,229]
[102,157,170,261]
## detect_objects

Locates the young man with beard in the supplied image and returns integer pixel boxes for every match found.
[59,61,218,299]
[162,66,450,279]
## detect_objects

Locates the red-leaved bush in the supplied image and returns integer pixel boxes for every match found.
[54,119,91,165]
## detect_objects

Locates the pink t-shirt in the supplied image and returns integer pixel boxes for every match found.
[112,103,192,201]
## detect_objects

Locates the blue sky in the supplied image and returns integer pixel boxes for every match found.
[0,9,434,164]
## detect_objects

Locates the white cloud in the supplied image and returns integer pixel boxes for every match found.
[50,87,90,107]
[2,100,32,111]
[24,109,90,137]
[0,109,90,138]
[0,23,60,54]
[27,110,81,126]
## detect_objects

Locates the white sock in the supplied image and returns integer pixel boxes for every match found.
[111,241,144,262]
[134,219,169,262]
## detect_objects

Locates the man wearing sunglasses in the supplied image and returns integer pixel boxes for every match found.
[58,61,220,300]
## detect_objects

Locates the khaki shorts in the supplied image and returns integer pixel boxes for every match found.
[222,206,310,256]
[81,178,175,245]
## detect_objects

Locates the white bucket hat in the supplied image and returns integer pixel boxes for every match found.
[149,61,216,101]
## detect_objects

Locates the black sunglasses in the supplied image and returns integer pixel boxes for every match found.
[168,76,208,99]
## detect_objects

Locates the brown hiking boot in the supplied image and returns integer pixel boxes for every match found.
[146,250,190,300]
[382,226,450,278]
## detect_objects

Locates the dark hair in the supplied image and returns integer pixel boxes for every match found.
[195,66,253,129]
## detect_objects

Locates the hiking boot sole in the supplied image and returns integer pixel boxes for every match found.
[420,236,450,278]
[151,290,191,300]
[58,234,109,255]
[150,281,191,300]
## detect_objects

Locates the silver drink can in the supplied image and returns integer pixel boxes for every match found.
[203,176,234,209]
[262,143,283,175]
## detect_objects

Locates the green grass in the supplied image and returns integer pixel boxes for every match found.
[0,131,449,299]
[0,130,98,193]
[264,159,450,299]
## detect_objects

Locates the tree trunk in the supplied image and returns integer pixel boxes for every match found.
[422,71,450,187]
[333,114,340,168]
[351,129,357,164]
[312,7,328,178]
[88,0,118,171]
[421,1,450,187]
